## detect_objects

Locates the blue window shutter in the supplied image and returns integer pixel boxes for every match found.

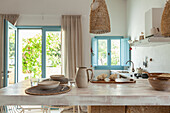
[91,37,98,67]
[121,38,130,66]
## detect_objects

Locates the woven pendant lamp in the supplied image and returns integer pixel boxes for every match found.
[90,0,111,34]
[161,0,170,37]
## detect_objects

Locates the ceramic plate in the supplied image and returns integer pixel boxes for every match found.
[38,81,60,90]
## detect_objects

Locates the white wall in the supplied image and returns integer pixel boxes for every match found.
[1,0,169,74]
[126,0,170,73]
[0,0,127,70]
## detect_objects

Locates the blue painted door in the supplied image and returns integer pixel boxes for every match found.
[4,20,18,87]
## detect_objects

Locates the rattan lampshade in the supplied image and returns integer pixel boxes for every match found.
[90,0,111,34]
[161,0,170,37]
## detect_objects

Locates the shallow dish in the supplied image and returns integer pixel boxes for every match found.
[38,81,60,90]
[50,75,65,81]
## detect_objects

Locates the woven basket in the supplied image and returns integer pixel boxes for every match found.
[90,0,111,34]
[161,0,170,37]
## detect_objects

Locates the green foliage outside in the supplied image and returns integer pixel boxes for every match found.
[46,33,61,67]
[98,40,107,65]
[98,40,120,66]
[22,32,61,79]
[111,41,120,65]
[9,31,15,69]
[9,33,15,59]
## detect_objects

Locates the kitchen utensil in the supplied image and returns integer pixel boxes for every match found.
[60,85,67,91]
[75,67,93,88]
[38,81,60,90]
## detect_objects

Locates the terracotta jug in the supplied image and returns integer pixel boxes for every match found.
[75,67,93,88]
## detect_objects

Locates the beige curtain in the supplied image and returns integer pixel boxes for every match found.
[0,14,19,88]
[0,15,5,88]
[61,15,83,79]
[4,14,19,25]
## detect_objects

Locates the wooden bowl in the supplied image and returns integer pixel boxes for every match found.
[148,73,170,91]
[38,81,60,90]
[50,75,65,81]
[50,75,68,84]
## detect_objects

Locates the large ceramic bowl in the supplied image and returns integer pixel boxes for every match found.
[148,73,170,91]
[38,81,60,90]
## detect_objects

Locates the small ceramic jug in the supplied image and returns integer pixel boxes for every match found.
[75,67,93,88]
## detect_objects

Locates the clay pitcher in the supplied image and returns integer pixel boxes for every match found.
[75,67,93,88]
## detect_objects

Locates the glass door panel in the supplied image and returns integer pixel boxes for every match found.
[8,26,16,85]
[98,40,108,66]
[46,31,61,78]
[111,40,120,65]
[4,20,17,87]
[18,29,42,81]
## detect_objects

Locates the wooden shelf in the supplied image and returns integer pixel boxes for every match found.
[131,37,170,47]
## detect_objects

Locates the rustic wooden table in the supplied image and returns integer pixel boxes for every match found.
[0,79,170,113]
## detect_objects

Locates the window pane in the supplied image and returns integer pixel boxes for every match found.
[8,27,16,85]
[19,29,42,81]
[98,40,107,65]
[46,31,61,78]
[111,40,120,65]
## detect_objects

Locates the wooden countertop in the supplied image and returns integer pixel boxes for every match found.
[0,79,170,106]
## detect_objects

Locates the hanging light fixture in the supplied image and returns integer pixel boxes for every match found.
[161,0,170,37]
[90,0,111,34]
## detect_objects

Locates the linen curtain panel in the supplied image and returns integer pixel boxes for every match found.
[0,14,19,88]
[61,15,83,79]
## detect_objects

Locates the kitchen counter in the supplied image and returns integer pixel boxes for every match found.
[0,79,170,106]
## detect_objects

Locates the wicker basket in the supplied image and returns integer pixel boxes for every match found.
[90,0,111,34]
[161,0,170,37]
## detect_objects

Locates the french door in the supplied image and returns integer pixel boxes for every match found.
[43,28,61,78]
[3,25,61,86]
[4,20,18,87]
[17,26,61,82]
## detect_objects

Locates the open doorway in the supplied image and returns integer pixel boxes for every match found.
[18,28,62,82]
[18,29,42,82]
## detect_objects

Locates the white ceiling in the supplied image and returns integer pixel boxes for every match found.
[0,0,92,15]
